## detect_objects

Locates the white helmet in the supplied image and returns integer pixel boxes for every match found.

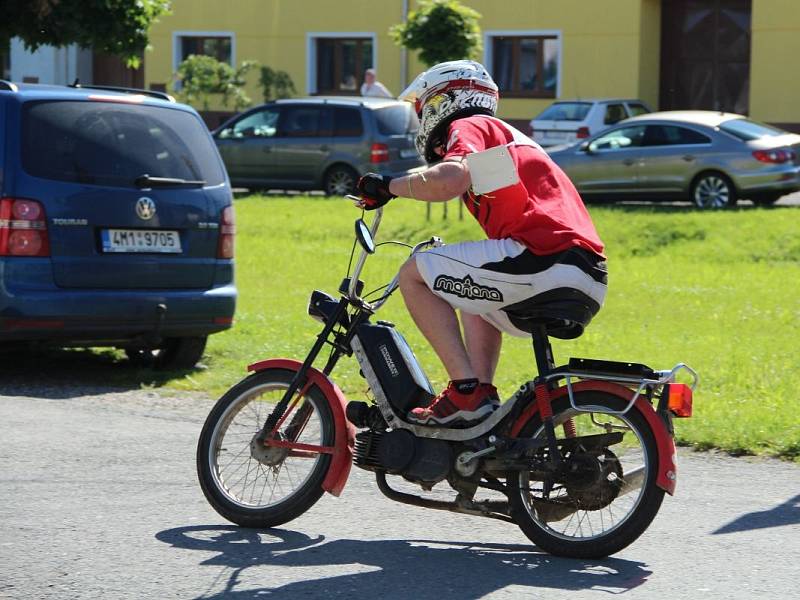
[399,60,498,163]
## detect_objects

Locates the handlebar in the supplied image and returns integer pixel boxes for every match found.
[346,205,444,311]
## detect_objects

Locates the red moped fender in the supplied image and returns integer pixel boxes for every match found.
[247,358,355,497]
[510,380,678,495]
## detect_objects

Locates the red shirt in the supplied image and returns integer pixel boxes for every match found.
[443,116,605,257]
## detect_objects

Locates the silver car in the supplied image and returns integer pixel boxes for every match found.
[548,111,800,208]
[214,97,423,196]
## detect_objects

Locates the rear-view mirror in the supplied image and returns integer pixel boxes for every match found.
[355,219,375,254]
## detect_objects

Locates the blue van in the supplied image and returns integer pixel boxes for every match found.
[0,81,236,369]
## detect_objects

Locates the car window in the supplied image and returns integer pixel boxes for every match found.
[279,106,326,138]
[536,102,592,121]
[603,103,627,125]
[718,118,786,141]
[333,107,364,137]
[589,125,646,151]
[626,102,650,117]
[22,100,225,187]
[373,105,418,135]
[642,125,711,146]
[219,107,279,139]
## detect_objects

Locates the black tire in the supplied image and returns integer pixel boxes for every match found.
[323,165,359,197]
[155,336,207,370]
[507,392,665,558]
[197,368,334,528]
[690,171,737,209]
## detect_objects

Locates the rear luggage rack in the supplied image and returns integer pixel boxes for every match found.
[545,360,699,416]
[68,81,175,102]
[0,79,18,92]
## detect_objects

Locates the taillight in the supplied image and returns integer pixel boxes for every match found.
[666,383,693,418]
[753,148,795,164]
[370,143,390,163]
[0,198,50,257]
[217,205,235,259]
[576,126,591,139]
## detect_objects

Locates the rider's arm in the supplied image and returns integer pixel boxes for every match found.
[388,159,471,202]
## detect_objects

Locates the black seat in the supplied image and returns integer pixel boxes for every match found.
[503,287,601,340]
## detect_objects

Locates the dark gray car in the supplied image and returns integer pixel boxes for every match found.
[214,97,424,195]
[548,111,800,208]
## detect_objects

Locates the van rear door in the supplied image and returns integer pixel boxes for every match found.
[19,99,226,289]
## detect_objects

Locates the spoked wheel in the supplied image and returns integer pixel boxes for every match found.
[508,392,665,558]
[691,172,737,209]
[197,368,334,528]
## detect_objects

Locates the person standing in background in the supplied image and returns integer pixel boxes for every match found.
[360,68,392,98]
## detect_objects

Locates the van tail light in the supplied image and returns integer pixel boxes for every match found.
[576,126,591,139]
[666,383,693,418]
[0,198,50,257]
[753,148,795,164]
[217,205,235,259]
[370,143,390,163]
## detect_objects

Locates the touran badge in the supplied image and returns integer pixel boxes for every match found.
[136,197,156,220]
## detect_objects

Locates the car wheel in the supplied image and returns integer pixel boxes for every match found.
[691,172,737,209]
[155,337,208,370]
[323,165,358,197]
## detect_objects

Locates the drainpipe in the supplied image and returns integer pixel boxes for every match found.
[400,0,409,89]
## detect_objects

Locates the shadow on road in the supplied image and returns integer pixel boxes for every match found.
[156,525,654,599]
[713,493,800,535]
[0,346,194,399]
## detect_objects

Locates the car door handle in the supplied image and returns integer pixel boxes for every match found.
[622,158,636,166]
[262,147,272,153]
[682,155,695,162]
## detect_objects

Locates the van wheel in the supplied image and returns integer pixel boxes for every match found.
[324,165,358,196]
[144,337,207,370]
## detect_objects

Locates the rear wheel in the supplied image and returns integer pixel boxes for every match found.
[691,172,737,208]
[125,337,207,370]
[197,368,334,528]
[323,165,358,196]
[508,392,665,558]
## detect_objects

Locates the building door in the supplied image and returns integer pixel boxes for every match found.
[660,0,752,114]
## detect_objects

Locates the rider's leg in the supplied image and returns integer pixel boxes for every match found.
[398,258,475,380]
[461,311,502,383]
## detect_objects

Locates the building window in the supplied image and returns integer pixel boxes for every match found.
[0,40,9,80]
[491,34,559,97]
[316,37,373,94]
[179,35,232,64]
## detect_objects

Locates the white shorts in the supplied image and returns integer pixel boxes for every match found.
[414,238,608,337]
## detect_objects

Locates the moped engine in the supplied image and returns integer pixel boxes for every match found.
[353,429,452,485]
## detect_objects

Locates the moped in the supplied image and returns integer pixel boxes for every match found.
[197,206,698,558]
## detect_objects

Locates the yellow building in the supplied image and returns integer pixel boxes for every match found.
[142,0,800,131]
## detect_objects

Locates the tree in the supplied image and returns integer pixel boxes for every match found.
[390,0,482,67]
[175,55,257,112]
[0,0,171,67]
[259,66,297,102]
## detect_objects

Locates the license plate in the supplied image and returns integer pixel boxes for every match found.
[101,229,181,253]
[400,148,418,158]
[545,131,568,140]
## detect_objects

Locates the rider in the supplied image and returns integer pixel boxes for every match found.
[356,60,608,428]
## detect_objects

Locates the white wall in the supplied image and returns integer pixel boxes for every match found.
[10,39,92,85]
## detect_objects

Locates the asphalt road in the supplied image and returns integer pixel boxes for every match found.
[1,384,798,600]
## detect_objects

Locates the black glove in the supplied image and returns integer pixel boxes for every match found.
[357,174,396,210]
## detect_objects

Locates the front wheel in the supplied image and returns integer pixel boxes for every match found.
[197,368,335,528]
[508,392,665,558]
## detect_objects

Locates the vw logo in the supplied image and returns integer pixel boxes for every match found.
[136,197,156,220]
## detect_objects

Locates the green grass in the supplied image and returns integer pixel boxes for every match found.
[79,195,800,461]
